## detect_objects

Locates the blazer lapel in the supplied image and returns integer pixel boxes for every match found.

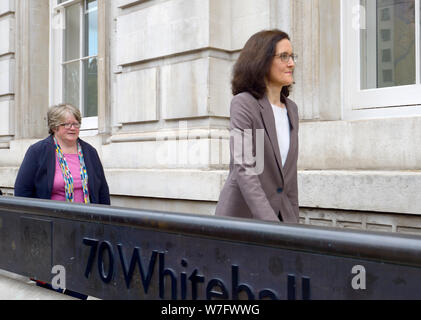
[258,95,284,179]
[46,136,56,196]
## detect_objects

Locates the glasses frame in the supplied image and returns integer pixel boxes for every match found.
[274,52,298,63]
[60,122,81,129]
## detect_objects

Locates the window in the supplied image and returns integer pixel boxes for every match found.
[50,0,98,131]
[343,0,421,120]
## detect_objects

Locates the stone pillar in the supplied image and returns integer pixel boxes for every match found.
[0,0,15,147]
[14,0,49,139]
[97,0,111,141]
[290,0,341,121]
[318,0,341,121]
[290,0,320,121]
[270,0,292,33]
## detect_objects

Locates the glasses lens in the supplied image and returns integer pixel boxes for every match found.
[63,123,80,129]
[281,53,289,62]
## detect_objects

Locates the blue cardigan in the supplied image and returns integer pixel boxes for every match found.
[14,135,110,205]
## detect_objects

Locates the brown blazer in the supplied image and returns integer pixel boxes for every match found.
[215,92,299,223]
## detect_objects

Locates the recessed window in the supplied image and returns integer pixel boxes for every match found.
[383,69,393,82]
[381,48,392,62]
[57,0,98,118]
[380,29,391,41]
[381,7,391,21]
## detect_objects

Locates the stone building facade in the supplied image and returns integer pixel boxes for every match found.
[1,0,421,234]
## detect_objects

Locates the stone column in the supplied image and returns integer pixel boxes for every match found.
[14,0,49,139]
[97,0,111,142]
[0,0,15,147]
[290,0,320,121]
[270,0,292,33]
[318,0,341,121]
[290,0,341,121]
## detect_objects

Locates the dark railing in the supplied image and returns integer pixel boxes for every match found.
[0,196,421,300]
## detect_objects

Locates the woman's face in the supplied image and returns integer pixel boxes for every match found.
[53,112,80,145]
[266,39,295,88]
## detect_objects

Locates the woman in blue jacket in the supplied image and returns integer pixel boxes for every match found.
[14,103,110,205]
[14,103,110,299]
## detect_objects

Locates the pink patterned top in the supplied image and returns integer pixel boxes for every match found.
[50,154,85,203]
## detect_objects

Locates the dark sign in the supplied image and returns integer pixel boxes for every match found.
[1,197,421,300]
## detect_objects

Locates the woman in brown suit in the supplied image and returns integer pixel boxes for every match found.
[215,29,299,223]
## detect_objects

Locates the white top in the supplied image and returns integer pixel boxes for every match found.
[271,103,290,167]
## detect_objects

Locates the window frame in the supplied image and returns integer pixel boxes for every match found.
[342,0,421,120]
[50,0,98,134]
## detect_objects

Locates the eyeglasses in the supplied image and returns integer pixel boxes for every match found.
[60,122,81,129]
[274,52,298,63]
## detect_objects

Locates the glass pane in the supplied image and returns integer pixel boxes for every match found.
[83,58,98,117]
[84,0,98,57]
[361,0,415,89]
[64,3,80,61]
[63,61,80,109]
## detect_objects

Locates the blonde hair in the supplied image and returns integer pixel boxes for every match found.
[47,104,82,134]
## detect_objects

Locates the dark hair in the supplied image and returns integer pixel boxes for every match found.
[231,29,291,102]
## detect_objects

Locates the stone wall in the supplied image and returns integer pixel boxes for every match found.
[103,0,279,208]
[0,0,420,236]
[300,208,421,236]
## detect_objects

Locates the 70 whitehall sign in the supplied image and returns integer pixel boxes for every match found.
[1,197,421,300]
[80,238,311,300]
